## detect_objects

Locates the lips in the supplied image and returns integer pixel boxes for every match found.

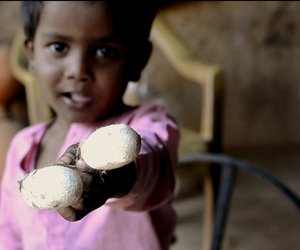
[61,92,93,109]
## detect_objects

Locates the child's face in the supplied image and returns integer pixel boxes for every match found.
[26,2,130,124]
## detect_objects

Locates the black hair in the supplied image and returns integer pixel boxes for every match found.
[21,1,162,43]
[21,1,43,42]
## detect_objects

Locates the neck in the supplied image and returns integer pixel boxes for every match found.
[52,117,71,133]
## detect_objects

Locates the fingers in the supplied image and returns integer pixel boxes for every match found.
[76,170,93,190]
[71,191,107,211]
[55,143,97,175]
[56,170,107,220]
[55,142,99,175]
[56,143,80,165]
[56,191,107,221]
[76,159,98,174]
[56,206,92,222]
[56,206,78,221]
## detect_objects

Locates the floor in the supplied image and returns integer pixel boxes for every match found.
[170,146,300,250]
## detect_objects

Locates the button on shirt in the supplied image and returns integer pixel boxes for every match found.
[0,105,179,250]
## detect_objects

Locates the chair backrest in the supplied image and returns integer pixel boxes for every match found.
[142,14,224,250]
[138,14,224,155]
[10,29,52,125]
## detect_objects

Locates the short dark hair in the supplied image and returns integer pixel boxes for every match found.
[21,1,43,42]
[21,1,161,43]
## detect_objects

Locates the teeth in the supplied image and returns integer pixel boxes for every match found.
[62,92,92,108]
[71,93,92,104]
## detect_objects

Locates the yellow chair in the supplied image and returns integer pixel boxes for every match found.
[125,9,300,250]
[125,12,224,249]
[149,15,223,250]
[10,29,52,125]
[0,43,25,180]
[148,14,299,250]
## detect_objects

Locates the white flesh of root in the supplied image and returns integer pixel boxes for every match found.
[79,124,141,170]
[19,124,141,210]
[19,165,83,209]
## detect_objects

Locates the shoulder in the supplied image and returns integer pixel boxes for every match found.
[124,104,176,124]
[3,122,48,173]
[135,103,169,115]
[122,104,179,140]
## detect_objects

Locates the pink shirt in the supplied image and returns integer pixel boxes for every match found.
[0,105,179,250]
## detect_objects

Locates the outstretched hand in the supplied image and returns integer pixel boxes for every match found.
[54,143,137,221]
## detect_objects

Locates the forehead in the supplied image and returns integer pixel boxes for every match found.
[37,1,115,38]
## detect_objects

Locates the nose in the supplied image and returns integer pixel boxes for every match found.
[65,52,93,82]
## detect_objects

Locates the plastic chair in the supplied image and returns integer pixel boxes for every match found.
[116,10,224,246]
[0,43,25,180]
[10,29,52,125]
[148,12,300,250]
[142,14,224,250]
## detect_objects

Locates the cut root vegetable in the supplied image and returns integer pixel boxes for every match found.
[19,165,83,209]
[19,124,141,210]
[79,123,141,170]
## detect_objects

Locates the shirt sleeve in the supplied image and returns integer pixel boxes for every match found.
[107,105,180,211]
[0,135,23,249]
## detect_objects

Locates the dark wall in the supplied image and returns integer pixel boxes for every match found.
[141,1,300,149]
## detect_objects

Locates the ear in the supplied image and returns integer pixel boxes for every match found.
[24,40,35,72]
[128,40,152,82]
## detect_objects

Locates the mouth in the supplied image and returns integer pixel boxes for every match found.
[61,92,93,109]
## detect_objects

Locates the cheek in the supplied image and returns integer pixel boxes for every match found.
[32,49,62,85]
[34,62,62,87]
[33,62,62,106]
[97,72,126,101]
[101,64,126,88]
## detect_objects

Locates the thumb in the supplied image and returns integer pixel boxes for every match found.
[56,143,80,165]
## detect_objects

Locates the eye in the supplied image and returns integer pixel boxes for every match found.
[95,46,120,59]
[49,42,68,55]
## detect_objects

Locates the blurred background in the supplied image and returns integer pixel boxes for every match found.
[2,1,300,150]
[0,1,299,250]
[144,1,300,150]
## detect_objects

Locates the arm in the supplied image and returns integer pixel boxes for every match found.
[55,146,137,221]
[46,105,179,220]
[107,105,180,211]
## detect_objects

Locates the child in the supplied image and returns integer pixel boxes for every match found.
[0,2,179,250]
